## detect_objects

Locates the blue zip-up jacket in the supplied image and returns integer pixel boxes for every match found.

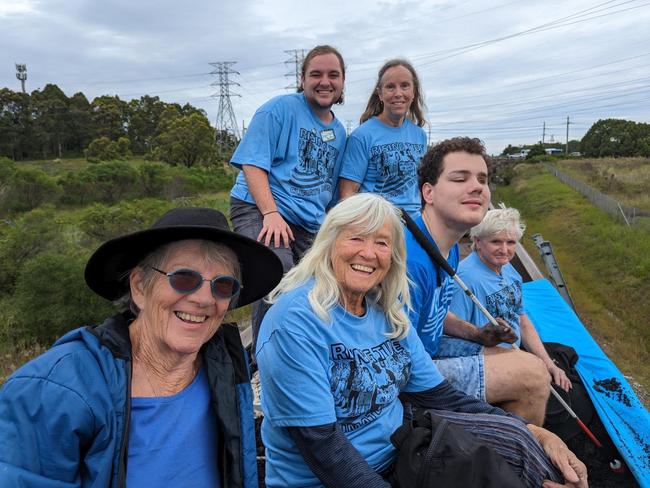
[0,312,257,487]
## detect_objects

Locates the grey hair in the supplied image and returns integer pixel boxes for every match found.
[117,239,240,315]
[470,205,526,251]
[267,193,411,339]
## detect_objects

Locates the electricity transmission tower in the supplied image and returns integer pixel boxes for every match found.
[284,49,306,91]
[210,61,241,154]
[15,63,27,93]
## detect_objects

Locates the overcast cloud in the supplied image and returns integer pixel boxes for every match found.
[2,0,649,154]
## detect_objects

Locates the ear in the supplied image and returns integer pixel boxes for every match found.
[130,267,147,311]
[421,182,435,205]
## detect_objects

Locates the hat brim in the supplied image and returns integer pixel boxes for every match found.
[84,225,283,308]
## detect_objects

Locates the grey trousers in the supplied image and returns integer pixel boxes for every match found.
[230,197,315,355]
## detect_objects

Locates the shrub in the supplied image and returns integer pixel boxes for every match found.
[3,168,61,212]
[84,136,132,163]
[10,251,116,344]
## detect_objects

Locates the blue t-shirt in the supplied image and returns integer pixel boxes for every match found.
[450,251,525,347]
[339,117,427,217]
[405,215,460,357]
[256,281,442,488]
[127,368,220,487]
[230,92,347,233]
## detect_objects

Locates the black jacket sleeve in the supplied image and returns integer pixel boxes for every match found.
[287,423,391,488]
[402,379,526,423]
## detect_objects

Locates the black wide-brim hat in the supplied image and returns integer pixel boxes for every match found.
[85,207,283,308]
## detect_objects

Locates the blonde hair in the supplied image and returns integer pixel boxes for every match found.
[267,193,411,339]
[470,205,526,250]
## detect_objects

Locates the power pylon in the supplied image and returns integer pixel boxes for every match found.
[210,61,241,154]
[284,49,306,91]
[15,63,27,93]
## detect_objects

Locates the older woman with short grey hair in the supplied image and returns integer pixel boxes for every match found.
[452,206,571,391]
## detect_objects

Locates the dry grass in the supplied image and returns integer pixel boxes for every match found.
[556,157,650,212]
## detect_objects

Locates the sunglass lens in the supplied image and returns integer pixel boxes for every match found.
[169,270,202,293]
[212,277,239,298]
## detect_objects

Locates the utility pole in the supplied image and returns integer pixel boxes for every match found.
[210,62,241,156]
[565,116,570,155]
[542,121,546,145]
[427,124,432,146]
[15,63,27,93]
[284,49,306,91]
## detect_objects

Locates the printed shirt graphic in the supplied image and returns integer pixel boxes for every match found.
[340,117,426,217]
[230,93,346,233]
[450,252,524,347]
[256,281,441,488]
[405,215,460,356]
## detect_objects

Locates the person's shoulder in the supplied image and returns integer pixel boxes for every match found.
[266,282,315,323]
[503,262,523,282]
[257,93,303,115]
[4,327,110,396]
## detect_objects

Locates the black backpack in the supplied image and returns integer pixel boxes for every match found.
[390,410,524,488]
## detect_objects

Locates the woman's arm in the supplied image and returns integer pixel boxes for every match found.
[288,424,390,488]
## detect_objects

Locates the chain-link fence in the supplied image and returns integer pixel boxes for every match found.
[545,164,649,228]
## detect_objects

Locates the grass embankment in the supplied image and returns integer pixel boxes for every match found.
[493,164,650,406]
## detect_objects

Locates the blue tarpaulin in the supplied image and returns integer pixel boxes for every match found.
[523,279,650,487]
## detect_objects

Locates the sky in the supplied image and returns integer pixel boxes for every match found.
[1,0,649,155]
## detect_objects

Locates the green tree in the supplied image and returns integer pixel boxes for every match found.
[91,95,128,140]
[31,84,70,158]
[0,88,33,160]
[526,143,546,159]
[581,119,650,157]
[67,92,95,154]
[126,95,167,154]
[154,113,216,167]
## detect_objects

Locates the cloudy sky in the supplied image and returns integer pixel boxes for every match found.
[2,0,649,154]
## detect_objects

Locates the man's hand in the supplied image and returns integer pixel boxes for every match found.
[548,363,572,392]
[258,212,295,248]
[528,425,588,488]
[478,317,518,347]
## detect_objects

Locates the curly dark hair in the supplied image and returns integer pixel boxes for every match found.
[297,45,346,104]
[418,136,489,191]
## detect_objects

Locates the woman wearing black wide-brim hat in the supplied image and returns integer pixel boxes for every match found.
[0,207,282,487]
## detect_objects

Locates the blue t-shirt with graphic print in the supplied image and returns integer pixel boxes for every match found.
[339,117,427,217]
[450,251,524,347]
[256,280,443,488]
[230,92,346,233]
[405,215,460,357]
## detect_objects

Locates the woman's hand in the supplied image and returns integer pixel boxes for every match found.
[258,211,295,248]
[528,424,588,488]
[548,363,572,392]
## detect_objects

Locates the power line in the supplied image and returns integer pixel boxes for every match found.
[210,61,241,152]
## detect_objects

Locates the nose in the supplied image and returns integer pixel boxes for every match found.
[189,279,215,305]
[358,240,376,259]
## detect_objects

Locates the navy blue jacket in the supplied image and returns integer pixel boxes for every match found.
[0,312,257,487]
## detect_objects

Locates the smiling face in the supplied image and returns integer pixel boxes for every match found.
[378,65,414,125]
[301,53,344,113]
[475,230,518,273]
[331,222,393,314]
[130,241,233,357]
[422,150,490,234]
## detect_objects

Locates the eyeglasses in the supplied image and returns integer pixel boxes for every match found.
[151,267,242,299]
